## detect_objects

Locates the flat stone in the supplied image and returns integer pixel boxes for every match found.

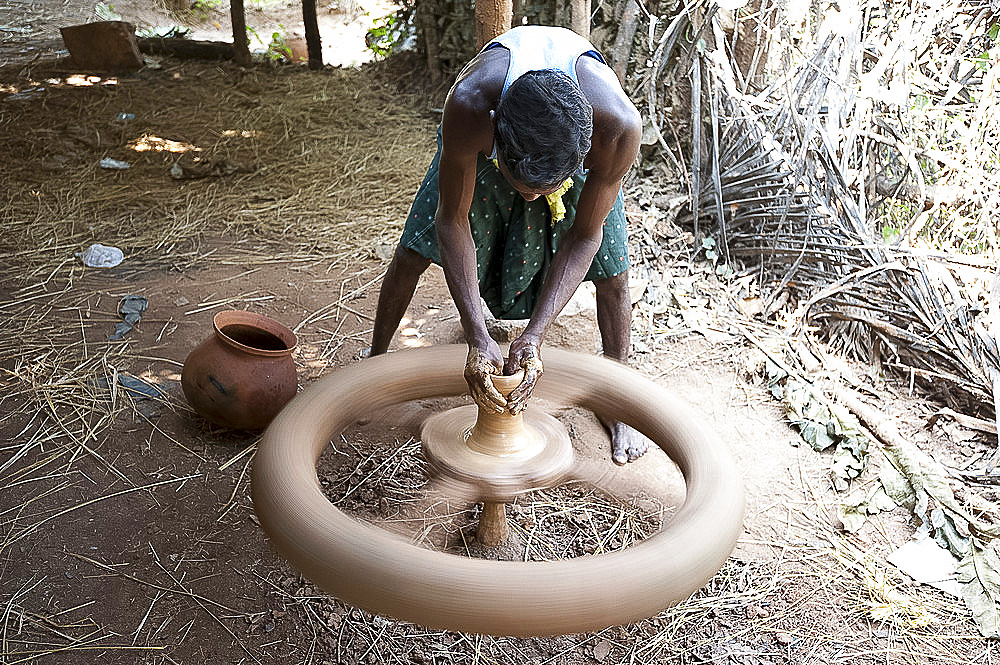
[486,317,528,343]
[593,640,612,662]
[60,21,143,72]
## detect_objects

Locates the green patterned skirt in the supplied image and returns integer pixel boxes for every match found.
[400,133,629,320]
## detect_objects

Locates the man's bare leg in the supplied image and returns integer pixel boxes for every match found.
[370,245,431,356]
[594,270,650,465]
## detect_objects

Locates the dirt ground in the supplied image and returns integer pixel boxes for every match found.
[1,3,996,665]
[0,0,395,67]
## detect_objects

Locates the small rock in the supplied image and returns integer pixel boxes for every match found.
[60,21,144,72]
[775,631,794,645]
[486,317,527,343]
[593,639,612,662]
[79,243,124,268]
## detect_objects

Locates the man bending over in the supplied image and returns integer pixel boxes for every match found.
[369,25,647,465]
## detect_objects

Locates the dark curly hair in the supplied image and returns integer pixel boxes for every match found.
[494,69,593,189]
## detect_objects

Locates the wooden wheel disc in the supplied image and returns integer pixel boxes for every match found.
[252,345,745,637]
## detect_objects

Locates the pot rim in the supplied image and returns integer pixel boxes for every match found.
[212,310,298,357]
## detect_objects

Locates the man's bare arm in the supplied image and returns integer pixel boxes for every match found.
[505,98,642,412]
[435,92,508,412]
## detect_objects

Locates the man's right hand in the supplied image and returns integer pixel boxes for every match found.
[464,343,506,413]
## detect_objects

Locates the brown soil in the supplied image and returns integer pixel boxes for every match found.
[0,0,396,67]
[0,4,992,665]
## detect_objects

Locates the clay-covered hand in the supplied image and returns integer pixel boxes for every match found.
[504,336,543,414]
[465,343,506,413]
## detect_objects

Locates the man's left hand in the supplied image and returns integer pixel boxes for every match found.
[504,336,543,414]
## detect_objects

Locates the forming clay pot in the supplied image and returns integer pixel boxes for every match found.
[421,369,574,501]
[181,310,298,430]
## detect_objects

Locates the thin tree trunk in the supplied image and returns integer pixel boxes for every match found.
[418,5,441,80]
[230,0,250,66]
[611,0,639,81]
[569,0,591,39]
[302,0,323,70]
[476,0,513,49]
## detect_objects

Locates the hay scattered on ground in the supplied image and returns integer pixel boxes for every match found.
[0,55,439,505]
[0,52,991,664]
[0,55,439,281]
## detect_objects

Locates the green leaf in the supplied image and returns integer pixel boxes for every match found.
[95,2,121,21]
[868,486,897,512]
[832,445,866,490]
[839,485,898,532]
[958,541,1000,637]
[784,381,813,418]
[879,458,915,509]
[932,508,971,558]
[839,502,868,532]
[763,358,787,385]
[801,420,836,451]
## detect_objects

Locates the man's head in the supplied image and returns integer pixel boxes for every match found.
[494,69,593,191]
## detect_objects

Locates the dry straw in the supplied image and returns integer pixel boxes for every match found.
[0,55,439,663]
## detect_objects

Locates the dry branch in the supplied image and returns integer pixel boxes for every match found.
[137,37,234,59]
[683,5,1000,425]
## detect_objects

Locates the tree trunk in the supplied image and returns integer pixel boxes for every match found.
[302,0,323,70]
[611,0,639,81]
[417,5,442,80]
[475,0,513,49]
[230,0,250,66]
[569,0,591,39]
[732,0,773,92]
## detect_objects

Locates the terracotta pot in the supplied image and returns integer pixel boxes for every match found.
[181,310,298,430]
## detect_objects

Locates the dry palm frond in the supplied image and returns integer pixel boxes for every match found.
[680,3,999,421]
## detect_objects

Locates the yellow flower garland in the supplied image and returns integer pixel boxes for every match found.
[545,177,574,223]
[493,159,574,224]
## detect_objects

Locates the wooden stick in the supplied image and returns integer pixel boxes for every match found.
[138,37,233,59]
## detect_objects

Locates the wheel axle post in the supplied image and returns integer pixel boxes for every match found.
[469,371,523,546]
[477,501,509,546]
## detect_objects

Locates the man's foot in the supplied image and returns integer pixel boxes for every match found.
[610,421,650,465]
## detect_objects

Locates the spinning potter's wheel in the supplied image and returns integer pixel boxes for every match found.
[421,370,574,502]
[251,345,744,637]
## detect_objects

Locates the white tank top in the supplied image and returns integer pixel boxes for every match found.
[483,26,605,160]
[485,25,604,96]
